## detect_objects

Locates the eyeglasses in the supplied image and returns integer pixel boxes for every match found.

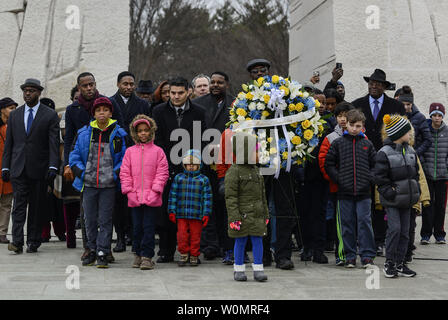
[250,67,268,75]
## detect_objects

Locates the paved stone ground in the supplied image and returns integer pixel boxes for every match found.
[1,215,447,300]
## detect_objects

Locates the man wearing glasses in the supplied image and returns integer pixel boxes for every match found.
[246,59,271,80]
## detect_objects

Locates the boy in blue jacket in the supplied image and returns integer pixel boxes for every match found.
[69,97,127,268]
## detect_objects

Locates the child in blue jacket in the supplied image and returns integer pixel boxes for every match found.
[69,97,126,268]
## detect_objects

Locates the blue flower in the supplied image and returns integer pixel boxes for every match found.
[236,99,248,109]
[281,160,288,169]
[249,110,262,120]
[263,75,272,82]
[309,136,319,147]
[295,127,303,136]
[278,138,288,153]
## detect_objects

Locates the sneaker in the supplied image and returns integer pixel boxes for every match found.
[396,263,417,277]
[420,237,430,245]
[140,257,154,270]
[132,255,142,268]
[275,258,294,270]
[383,260,398,278]
[376,245,384,257]
[178,254,189,267]
[96,252,109,268]
[435,237,446,244]
[312,252,329,264]
[190,256,199,266]
[80,248,91,261]
[345,259,356,268]
[361,258,375,268]
[222,250,234,265]
[335,258,345,266]
[82,251,96,266]
[8,242,23,254]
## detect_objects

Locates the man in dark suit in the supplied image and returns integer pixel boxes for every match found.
[352,68,405,256]
[2,79,60,253]
[109,71,151,252]
[152,77,207,263]
[193,71,234,261]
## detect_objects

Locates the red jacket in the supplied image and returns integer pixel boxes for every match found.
[318,126,344,193]
[216,128,235,179]
[0,124,13,195]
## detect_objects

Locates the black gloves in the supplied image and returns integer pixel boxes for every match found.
[1,170,10,183]
[46,168,58,186]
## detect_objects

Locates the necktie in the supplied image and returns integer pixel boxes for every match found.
[27,108,34,134]
[373,100,380,121]
[177,108,183,126]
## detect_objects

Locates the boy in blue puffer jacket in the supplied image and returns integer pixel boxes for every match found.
[69,97,127,268]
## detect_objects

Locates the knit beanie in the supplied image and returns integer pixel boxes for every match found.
[398,93,413,104]
[383,114,411,141]
[91,97,113,116]
[429,103,445,118]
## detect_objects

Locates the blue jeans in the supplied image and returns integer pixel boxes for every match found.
[234,236,263,265]
[338,198,376,261]
[82,187,115,254]
[132,205,157,258]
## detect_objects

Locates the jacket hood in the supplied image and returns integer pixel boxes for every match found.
[90,118,117,130]
[130,114,157,144]
[182,149,202,173]
[232,131,258,165]
[381,114,415,146]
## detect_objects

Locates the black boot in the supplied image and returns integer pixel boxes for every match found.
[113,234,126,252]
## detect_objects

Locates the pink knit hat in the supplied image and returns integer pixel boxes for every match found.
[132,119,151,128]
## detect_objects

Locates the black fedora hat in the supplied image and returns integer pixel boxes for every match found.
[363,69,391,87]
[136,80,155,94]
[20,78,44,91]
[0,97,18,109]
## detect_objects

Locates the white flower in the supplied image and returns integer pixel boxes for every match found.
[257,102,266,110]
[289,81,302,99]
[303,91,310,98]
[248,102,257,111]
[291,151,298,157]
[263,83,271,89]
[295,144,307,157]
[252,86,266,101]
[237,115,246,122]
[288,131,295,140]
[237,93,245,100]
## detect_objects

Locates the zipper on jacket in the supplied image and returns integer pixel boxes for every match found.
[353,138,357,196]
[434,130,438,179]
[96,131,103,188]
[141,144,144,203]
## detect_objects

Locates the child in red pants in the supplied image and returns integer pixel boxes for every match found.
[168,150,212,266]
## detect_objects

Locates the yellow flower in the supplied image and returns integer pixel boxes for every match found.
[272,75,280,84]
[291,136,302,145]
[296,159,303,165]
[288,103,296,112]
[304,129,314,140]
[230,109,235,116]
[257,77,265,87]
[302,119,311,129]
[296,103,304,112]
[269,147,277,154]
[280,86,289,96]
[298,91,304,97]
[263,94,270,104]
[242,84,249,92]
[236,108,247,117]
[318,125,324,133]
[245,92,254,100]
[314,99,321,108]
[245,117,252,121]
[282,151,289,160]
[262,110,270,117]
[290,122,298,128]
[267,137,273,143]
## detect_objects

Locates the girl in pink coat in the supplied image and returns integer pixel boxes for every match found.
[120,115,169,270]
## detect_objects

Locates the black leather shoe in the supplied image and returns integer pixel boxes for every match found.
[300,248,313,261]
[312,251,329,264]
[113,238,126,252]
[26,246,38,253]
[41,238,50,243]
[156,255,174,263]
[276,258,294,270]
